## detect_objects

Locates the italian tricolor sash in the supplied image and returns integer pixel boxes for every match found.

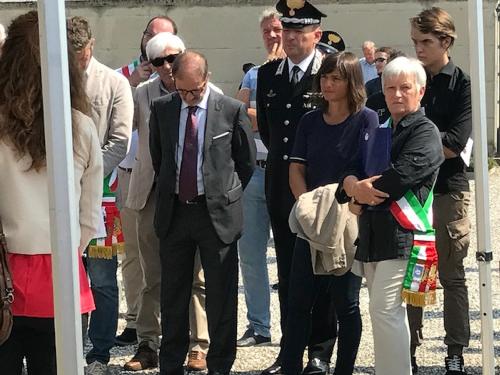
[390,189,438,307]
[88,169,125,259]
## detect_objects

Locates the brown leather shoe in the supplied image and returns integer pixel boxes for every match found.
[123,342,158,371]
[186,350,207,371]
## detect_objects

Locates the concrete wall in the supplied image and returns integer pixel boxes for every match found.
[0,0,498,148]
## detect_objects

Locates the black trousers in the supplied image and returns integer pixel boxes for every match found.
[0,316,57,375]
[159,202,238,375]
[268,210,338,361]
[282,238,362,375]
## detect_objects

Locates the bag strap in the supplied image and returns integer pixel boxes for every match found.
[0,217,14,307]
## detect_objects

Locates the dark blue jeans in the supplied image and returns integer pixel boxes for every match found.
[282,238,362,375]
[85,255,119,365]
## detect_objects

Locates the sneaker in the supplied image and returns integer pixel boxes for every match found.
[445,355,467,375]
[237,328,271,347]
[85,361,109,375]
[115,327,137,346]
[411,356,418,374]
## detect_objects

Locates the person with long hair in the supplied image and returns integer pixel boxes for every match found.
[0,11,102,374]
[282,52,378,375]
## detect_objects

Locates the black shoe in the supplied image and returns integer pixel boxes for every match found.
[445,355,467,375]
[261,361,283,375]
[411,356,418,374]
[302,358,329,375]
[237,329,271,347]
[115,327,137,346]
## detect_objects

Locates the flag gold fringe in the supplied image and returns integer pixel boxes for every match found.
[402,289,436,307]
[87,243,125,259]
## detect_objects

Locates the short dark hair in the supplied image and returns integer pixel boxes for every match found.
[314,51,366,114]
[172,50,208,80]
[144,16,178,35]
[387,50,406,64]
[375,46,394,55]
[67,16,92,51]
[410,7,456,48]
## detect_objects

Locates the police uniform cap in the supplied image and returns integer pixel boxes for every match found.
[276,0,327,29]
[317,30,345,55]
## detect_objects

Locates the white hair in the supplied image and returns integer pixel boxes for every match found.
[0,24,6,45]
[146,32,186,60]
[259,8,281,24]
[382,56,427,93]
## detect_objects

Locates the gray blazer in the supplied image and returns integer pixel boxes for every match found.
[86,57,134,176]
[149,90,256,244]
[126,77,163,210]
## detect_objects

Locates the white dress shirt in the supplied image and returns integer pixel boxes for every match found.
[287,51,316,83]
[175,86,211,195]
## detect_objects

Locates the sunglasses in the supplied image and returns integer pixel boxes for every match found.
[375,57,387,63]
[150,53,179,67]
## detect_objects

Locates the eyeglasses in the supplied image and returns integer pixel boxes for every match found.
[176,80,207,97]
[375,57,387,63]
[150,54,179,67]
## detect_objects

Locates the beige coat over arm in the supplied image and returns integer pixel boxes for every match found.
[86,57,134,176]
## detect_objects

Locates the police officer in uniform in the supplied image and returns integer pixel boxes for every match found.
[257,2,337,375]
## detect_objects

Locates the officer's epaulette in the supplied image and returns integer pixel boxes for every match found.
[261,57,284,68]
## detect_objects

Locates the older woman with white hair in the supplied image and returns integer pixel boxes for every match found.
[337,56,445,374]
[122,32,220,372]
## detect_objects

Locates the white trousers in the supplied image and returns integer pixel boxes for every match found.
[363,259,412,375]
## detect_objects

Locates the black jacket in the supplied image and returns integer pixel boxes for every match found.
[149,90,256,244]
[256,50,323,219]
[340,109,444,262]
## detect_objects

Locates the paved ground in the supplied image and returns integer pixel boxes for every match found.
[95,171,500,374]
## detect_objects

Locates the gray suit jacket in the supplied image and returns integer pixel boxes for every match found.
[149,90,256,244]
[86,57,134,176]
[126,77,163,210]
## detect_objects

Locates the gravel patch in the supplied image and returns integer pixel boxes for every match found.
[89,171,500,374]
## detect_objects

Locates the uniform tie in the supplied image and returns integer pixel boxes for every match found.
[290,65,301,86]
[178,106,199,202]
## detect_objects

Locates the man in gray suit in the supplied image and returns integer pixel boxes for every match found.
[67,16,133,375]
[124,33,216,372]
[149,51,255,375]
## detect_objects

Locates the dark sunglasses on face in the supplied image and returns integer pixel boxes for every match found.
[150,53,179,67]
[375,57,387,63]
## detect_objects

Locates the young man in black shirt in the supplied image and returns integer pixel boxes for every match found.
[410,7,472,375]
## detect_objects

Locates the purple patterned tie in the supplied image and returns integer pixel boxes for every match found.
[178,106,199,202]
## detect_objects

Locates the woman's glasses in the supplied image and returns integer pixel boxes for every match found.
[150,53,179,67]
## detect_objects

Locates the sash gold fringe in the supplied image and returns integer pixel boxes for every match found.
[87,243,125,259]
[402,289,436,307]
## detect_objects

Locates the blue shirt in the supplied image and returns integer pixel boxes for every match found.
[359,58,378,84]
[290,107,379,190]
[241,66,259,106]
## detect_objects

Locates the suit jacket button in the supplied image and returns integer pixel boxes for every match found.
[286,103,291,109]
[283,155,289,160]
[283,137,288,143]
[284,120,290,126]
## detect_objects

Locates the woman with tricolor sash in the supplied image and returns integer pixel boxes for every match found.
[337,56,444,375]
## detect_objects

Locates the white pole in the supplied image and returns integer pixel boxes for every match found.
[467,1,495,374]
[37,1,84,374]
[495,2,500,153]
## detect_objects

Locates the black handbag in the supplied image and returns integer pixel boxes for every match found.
[0,220,13,345]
